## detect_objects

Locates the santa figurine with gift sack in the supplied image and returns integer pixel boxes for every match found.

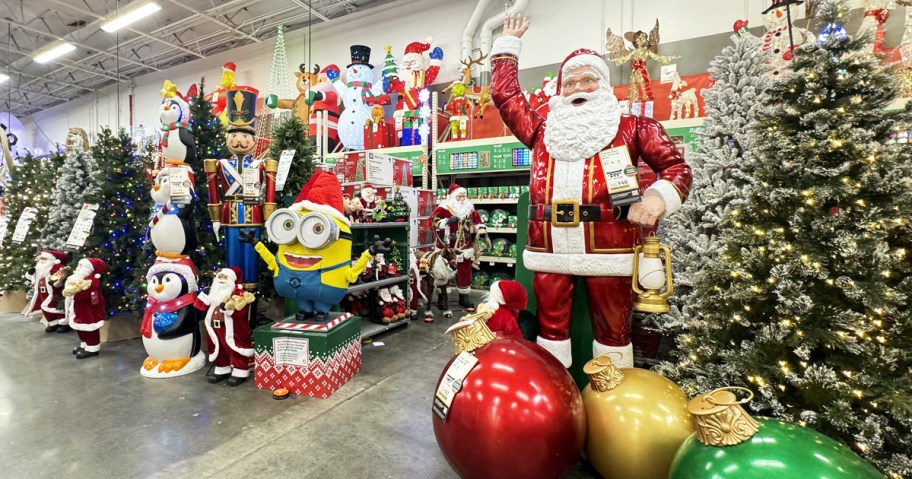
[491,14,692,368]
[23,249,70,333]
[63,258,107,359]
[194,267,255,386]
[358,184,378,221]
[304,64,343,152]
[428,183,487,311]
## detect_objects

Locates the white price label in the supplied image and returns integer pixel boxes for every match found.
[11,207,37,245]
[243,161,263,200]
[65,203,99,251]
[599,146,641,207]
[660,64,678,83]
[275,150,295,192]
[0,215,9,247]
[168,166,193,204]
[433,351,479,422]
[273,337,310,367]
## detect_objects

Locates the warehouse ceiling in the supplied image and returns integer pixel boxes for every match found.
[0,0,397,116]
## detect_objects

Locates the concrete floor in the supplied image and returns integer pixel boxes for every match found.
[0,299,599,478]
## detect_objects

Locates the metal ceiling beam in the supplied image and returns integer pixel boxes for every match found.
[0,84,68,101]
[0,17,161,73]
[163,0,261,43]
[45,0,206,60]
[2,44,127,82]
[290,0,332,22]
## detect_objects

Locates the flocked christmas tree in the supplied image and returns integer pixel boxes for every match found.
[268,113,315,206]
[85,127,154,314]
[43,142,101,251]
[660,2,912,475]
[0,152,63,291]
[189,79,228,280]
[656,29,771,339]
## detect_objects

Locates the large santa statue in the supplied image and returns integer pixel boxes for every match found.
[428,183,487,310]
[63,258,107,359]
[23,249,69,333]
[304,64,342,152]
[491,15,692,368]
[194,266,255,387]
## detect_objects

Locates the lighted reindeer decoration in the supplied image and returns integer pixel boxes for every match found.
[271,63,319,124]
[456,52,493,119]
[669,71,699,120]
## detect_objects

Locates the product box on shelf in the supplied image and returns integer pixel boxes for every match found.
[253,314,361,399]
[336,151,413,187]
[417,189,434,217]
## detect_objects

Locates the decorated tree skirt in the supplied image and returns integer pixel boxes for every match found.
[253,314,361,398]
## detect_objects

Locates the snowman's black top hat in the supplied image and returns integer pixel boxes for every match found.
[762,0,803,14]
[348,45,373,69]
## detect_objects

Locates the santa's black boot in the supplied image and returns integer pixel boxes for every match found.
[459,294,475,312]
[436,296,447,311]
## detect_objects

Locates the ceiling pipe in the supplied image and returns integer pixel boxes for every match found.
[461,0,492,64]
[478,0,528,84]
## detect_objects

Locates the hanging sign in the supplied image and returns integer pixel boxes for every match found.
[65,203,99,251]
[11,207,37,245]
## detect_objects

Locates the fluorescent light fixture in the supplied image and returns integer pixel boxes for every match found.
[0,74,9,84]
[101,2,162,32]
[33,43,76,64]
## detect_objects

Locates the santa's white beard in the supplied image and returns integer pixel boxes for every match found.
[209,280,235,306]
[448,198,474,219]
[65,268,90,289]
[400,54,426,89]
[34,261,54,281]
[544,84,621,162]
[314,80,333,93]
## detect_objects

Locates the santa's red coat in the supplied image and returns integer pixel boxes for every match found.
[25,271,65,321]
[66,278,106,331]
[428,205,484,251]
[486,307,523,339]
[194,292,253,369]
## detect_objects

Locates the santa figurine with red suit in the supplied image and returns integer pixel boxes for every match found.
[23,249,70,333]
[491,15,692,368]
[358,184,378,221]
[63,258,107,359]
[480,280,526,339]
[428,183,486,311]
[194,267,255,386]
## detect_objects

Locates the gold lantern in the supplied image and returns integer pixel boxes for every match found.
[631,234,674,313]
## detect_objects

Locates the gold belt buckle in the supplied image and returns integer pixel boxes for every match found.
[550,199,580,228]
[213,319,222,328]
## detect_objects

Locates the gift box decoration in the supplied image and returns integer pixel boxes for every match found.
[363,120,399,150]
[253,314,361,399]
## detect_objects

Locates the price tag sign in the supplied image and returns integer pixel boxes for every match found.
[660,64,678,83]
[11,207,37,245]
[0,215,9,247]
[275,150,295,192]
[65,203,99,251]
[599,146,641,207]
[273,337,310,368]
[168,166,193,204]
[433,351,479,422]
[243,160,263,201]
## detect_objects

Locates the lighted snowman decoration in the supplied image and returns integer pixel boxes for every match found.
[760,0,814,77]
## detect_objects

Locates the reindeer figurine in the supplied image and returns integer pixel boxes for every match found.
[269,63,319,124]
[455,52,494,119]
[413,248,459,322]
[669,71,699,120]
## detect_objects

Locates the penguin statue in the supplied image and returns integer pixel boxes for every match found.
[159,80,196,164]
[140,258,204,378]
[149,166,198,257]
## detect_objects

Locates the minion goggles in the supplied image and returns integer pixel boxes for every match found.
[266,209,353,249]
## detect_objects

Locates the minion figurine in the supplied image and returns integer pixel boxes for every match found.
[240,171,390,321]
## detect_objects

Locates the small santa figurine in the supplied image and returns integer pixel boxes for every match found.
[194,267,256,387]
[428,183,487,310]
[23,249,69,333]
[480,280,526,339]
[358,184,378,221]
[63,258,107,359]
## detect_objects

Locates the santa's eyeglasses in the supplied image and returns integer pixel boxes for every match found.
[266,209,352,249]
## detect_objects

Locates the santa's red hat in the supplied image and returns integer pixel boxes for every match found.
[40,249,67,265]
[78,257,108,279]
[555,48,611,96]
[289,170,350,226]
[223,62,237,73]
[221,266,243,287]
[404,37,433,55]
[448,183,466,199]
[146,257,199,292]
[361,183,376,192]
[487,280,527,312]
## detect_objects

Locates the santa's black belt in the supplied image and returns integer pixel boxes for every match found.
[528,203,629,227]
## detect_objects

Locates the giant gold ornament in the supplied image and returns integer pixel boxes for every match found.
[581,354,693,479]
[668,387,884,479]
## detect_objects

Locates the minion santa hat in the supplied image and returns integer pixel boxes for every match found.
[288,170,351,226]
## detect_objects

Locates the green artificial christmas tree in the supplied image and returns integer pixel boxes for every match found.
[661,2,912,475]
[85,127,154,314]
[0,153,63,291]
[189,78,228,281]
[387,186,409,222]
[268,113,315,206]
[381,44,399,93]
[43,143,101,251]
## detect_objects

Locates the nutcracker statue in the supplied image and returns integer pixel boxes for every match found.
[204,87,278,301]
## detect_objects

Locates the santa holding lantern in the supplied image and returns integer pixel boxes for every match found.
[23,249,69,333]
[194,267,255,386]
[428,183,487,311]
[491,14,692,368]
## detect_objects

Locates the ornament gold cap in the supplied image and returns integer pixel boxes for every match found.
[447,308,496,354]
[583,353,625,392]
[687,387,761,446]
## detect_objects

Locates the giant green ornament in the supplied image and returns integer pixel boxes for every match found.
[668,388,884,479]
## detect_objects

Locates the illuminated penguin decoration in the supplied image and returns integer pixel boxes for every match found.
[240,171,390,321]
[158,80,197,164]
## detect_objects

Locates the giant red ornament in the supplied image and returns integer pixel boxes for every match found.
[433,319,586,479]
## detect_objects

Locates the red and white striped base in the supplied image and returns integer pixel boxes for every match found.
[272,312,353,332]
